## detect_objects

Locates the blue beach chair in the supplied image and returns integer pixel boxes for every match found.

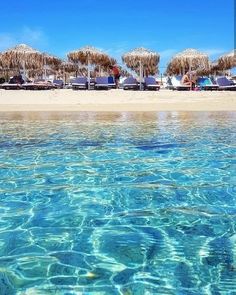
[94,77,110,90]
[123,77,139,90]
[216,77,236,91]
[107,76,116,89]
[144,77,160,91]
[72,77,88,90]
[197,77,219,91]
[53,79,64,89]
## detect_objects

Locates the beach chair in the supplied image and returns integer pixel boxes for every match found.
[197,77,219,91]
[123,77,139,90]
[144,77,160,91]
[23,79,56,90]
[72,77,88,90]
[94,77,110,90]
[107,76,116,89]
[53,79,64,89]
[1,75,24,90]
[1,82,22,90]
[216,76,236,91]
[170,76,191,91]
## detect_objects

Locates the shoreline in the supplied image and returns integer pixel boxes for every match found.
[0,89,236,112]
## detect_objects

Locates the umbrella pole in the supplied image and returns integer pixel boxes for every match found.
[189,58,192,90]
[23,61,25,77]
[139,61,142,90]
[88,57,90,90]
[44,56,47,80]
[63,66,66,85]
[22,52,26,78]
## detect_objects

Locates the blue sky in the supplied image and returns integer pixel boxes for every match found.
[0,0,234,73]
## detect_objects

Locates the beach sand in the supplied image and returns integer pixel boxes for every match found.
[0,89,235,112]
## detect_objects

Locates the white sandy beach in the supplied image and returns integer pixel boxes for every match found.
[0,89,236,112]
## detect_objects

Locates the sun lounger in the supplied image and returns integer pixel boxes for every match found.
[216,77,236,91]
[23,79,56,90]
[123,77,139,90]
[170,76,191,91]
[53,79,64,89]
[144,77,160,91]
[197,77,219,91]
[94,77,110,90]
[1,75,24,90]
[1,82,23,90]
[107,76,116,89]
[72,77,88,90]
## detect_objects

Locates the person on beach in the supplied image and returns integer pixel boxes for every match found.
[181,72,191,86]
[182,72,197,89]
[110,65,120,88]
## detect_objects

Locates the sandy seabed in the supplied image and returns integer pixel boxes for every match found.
[0,89,236,112]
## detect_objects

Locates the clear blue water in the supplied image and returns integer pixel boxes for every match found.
[0,112,235,295]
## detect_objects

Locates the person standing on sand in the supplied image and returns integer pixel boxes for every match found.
[110,65,120,89]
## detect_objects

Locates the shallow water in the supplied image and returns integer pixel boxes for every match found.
[0,112,235,295]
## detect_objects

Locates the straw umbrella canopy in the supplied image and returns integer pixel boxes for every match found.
[122,47,160,90]
[43,53,62,68]
[218,50,236,70]
[209,60,224,75]
[0,44,61,79]
[166,62,180,76]
[58,61,88,83]
[67,46,110,89]
[168,48,209,76]
[99,57,117,74]
[61,61,78,73]
[41,54,62,79]
[0,44,44,72]
[0,53,3,68]
[196,60,224,76]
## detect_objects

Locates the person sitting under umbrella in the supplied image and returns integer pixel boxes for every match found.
[181,72,197,89]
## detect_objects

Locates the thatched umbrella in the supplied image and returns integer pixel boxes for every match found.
[44,54,62,69]
[197,60,224,76]
[122,47,160,90]
[218,50,236,70]
[42,54,62,79]
[0,53,3,68]
[168,48,209,76]
[210,60,224,76]
[58,61,88,83]
[0,44,61,79]
[99,57,117,75]
[61,61,78,73]
[166,62,180,76]
[0,44,43,74]
[67,46,110,89]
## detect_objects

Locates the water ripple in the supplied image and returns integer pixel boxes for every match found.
[0,111,235,294]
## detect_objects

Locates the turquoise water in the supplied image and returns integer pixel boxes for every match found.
[0,112,235,295]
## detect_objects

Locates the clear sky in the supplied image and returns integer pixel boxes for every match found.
[0,0,234,73]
